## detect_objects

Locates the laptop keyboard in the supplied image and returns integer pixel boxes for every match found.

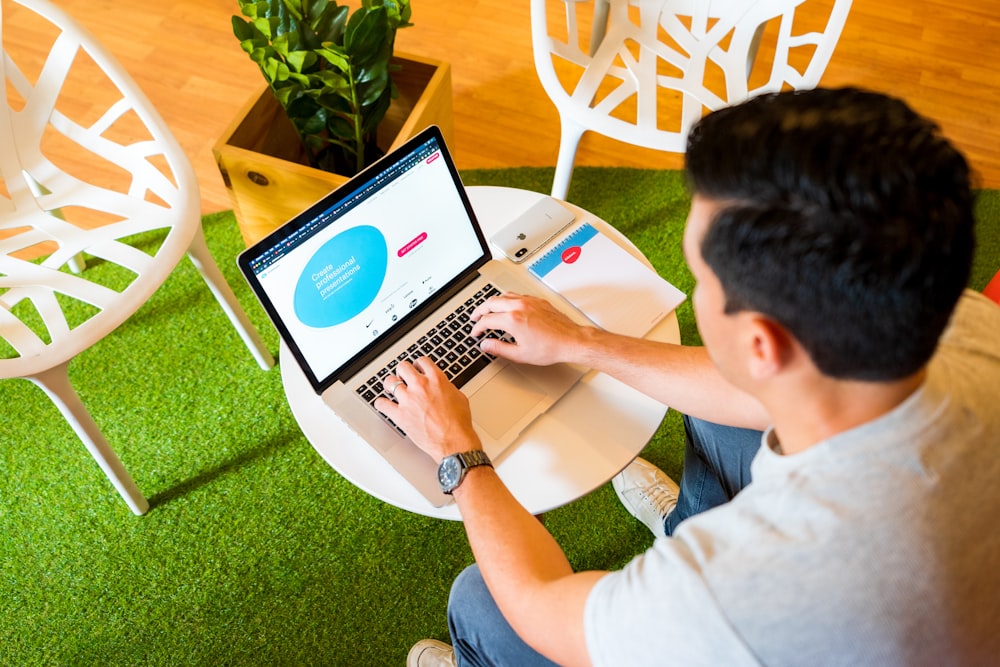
[355,283,512,436]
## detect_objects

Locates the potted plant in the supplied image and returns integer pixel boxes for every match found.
[214,0,453,246]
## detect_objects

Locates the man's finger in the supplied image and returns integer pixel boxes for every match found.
[413,355,441,376]
[383,375,406,397]
[470,293,524,321]
[395,360,424,385]
[373,395,398,416]
[470,311,510,338]
[479,336,518,359]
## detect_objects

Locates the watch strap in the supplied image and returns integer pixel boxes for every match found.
[456,449,492,470]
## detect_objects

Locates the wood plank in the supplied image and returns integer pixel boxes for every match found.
[6,0,998,217]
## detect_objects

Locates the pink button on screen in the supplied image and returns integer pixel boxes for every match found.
[398,232,428,258]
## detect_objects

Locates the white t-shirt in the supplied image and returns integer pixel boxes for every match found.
[585,290,1000,666]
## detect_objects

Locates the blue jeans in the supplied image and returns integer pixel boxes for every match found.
[664,415,762,535]
[447,416,764,666]
[448,565,562,667]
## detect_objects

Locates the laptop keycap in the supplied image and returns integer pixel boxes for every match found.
[355,283,511,436]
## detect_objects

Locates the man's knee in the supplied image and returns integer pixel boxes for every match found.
[684,414,762,458]
[682,413,762,500]
[448,563,507,646]
[683,413,730,449]
[447,564,561,667]
[448,564,490,620]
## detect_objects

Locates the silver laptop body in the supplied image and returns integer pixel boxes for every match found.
[239,126,585,506]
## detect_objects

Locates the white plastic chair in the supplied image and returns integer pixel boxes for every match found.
[0,0,275,515]
[531,0,854,199]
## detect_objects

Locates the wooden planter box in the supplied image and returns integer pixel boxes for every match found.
[213,53,453,247]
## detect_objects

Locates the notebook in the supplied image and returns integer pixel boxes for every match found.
[528,222,686,337]
[238,126,585,507]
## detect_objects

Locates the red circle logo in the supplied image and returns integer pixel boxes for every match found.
[562,246,582,264]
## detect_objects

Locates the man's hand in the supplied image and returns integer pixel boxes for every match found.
[373,357,481,462]
[470,294,589,366]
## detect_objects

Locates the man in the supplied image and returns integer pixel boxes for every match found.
[377,88,1000,666]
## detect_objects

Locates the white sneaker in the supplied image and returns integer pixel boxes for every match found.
[612,457,680,539]
[407,639,457,667]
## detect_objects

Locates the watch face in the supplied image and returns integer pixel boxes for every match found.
[438,456,462,491]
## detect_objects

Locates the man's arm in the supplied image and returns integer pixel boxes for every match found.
[375,359,601,667]
[471,294,770,431]
[451,466,604,667]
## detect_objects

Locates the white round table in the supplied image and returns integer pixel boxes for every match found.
[281,186,681,519]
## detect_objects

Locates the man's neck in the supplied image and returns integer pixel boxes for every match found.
[764,369,927,456]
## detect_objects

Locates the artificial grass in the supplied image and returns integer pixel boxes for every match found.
[1,168,997,665]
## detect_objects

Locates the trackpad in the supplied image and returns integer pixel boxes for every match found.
[469,367,547,440]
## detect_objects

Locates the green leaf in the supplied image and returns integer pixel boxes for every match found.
[304,0,328,20]
[272,33,290,59]
[283,0,305,23]
[263,58,279,81]
[263,58,293,83]
[235,0,261,19]
[315,45,350,72]
[234,0,415,175]
[286,50,317,73]
[360,88,391,134]
[377,0,413,29]
[397,0,413,28]
[300,109,327,137]
[315,90,353,114]
[313,2,348,43]
[239,38,257,57]
[274,86,295,107]
[312,70,351,94]
[248,47,272,67]
[327,115,357,142]
[344,6,389,58]
[355,58,388,86]
[232,17,255,42]
[283,88,314,112]
[252,16,277,40]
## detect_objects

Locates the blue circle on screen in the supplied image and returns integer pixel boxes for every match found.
[294,226,387,328]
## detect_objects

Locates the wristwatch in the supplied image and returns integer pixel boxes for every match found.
[437,450,493,494]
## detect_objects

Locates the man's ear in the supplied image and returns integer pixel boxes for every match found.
[746,315,796,380]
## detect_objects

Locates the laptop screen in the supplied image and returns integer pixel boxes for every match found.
[239,127,489,391]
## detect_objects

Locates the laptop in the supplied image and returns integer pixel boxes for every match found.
[238,126,586,506]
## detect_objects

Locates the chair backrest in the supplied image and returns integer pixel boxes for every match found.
[0,0,199,377]
[530,0,853,152]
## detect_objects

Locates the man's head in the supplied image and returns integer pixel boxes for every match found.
[684,87,975,382]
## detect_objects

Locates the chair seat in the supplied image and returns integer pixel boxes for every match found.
[1,0,274,515]
[0,210,193,376]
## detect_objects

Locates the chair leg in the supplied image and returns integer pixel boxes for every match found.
[550,117,586,201]
[186,228,275,370]
[588,0,610,56]
[746,23,766,78]
[68,253,87,274]
[29,364,150,515]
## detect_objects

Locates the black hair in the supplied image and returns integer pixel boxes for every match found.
[684,87,975,381]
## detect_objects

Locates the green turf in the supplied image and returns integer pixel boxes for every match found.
[1,168,996,665]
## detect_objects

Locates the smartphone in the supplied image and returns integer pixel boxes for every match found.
[490,197,576,263]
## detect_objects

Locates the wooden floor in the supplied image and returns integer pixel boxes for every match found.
[8,0,1000,214]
